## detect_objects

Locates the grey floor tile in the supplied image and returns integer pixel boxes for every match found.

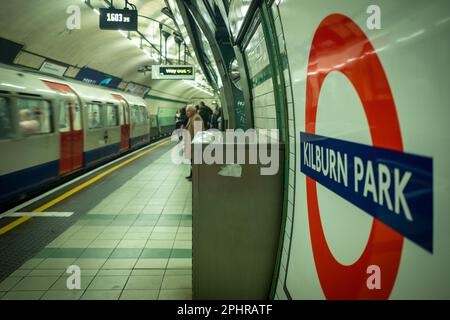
[27,269,66,277]
[131,269,165,276]
[135,259,168,269]
[12,276,59,291]
[158,289,192,300]
[167,259,192,269]
[18,259,44,269]
[73,258,107,269]
[36,258,76,270]
[120,290,159,300]
[162,275,192,289]
[81,290,121,300]
[0,277,23,291]
[1,291,45,300]
[41,290,83,300]
[165,269,192,276]
[102,259,137,269]
[125,275,163,290]
[88,275,128,290]
[50,276,94,290]
[8,269,31,277]
[97,269,132,276]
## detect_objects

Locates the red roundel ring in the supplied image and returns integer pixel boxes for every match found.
[305,14,404,299]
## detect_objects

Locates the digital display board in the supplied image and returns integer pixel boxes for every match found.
[99,8,138,31]
[152,65,195,80]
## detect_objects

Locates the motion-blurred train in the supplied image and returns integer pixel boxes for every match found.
[0,64,175,207]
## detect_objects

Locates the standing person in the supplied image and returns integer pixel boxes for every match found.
[199,101,213,130]
[211,107,220,130]
[217,107,224,131]
[180,107,188,128]
[175,109,182,129]
[185,105,204,181]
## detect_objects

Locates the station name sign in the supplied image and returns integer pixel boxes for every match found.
[300,132,433,252]
[99,8,138,31]
[152,65,195,80]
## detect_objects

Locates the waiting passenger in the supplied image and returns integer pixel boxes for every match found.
[19,109,39,135]
[185,105,204,181]
[211,107,222,130]
[199,101,213,130]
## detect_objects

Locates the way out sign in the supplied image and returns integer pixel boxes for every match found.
[302,14,433,300]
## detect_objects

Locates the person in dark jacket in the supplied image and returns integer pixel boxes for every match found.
[211,107,221,130]
[199,101,213,130]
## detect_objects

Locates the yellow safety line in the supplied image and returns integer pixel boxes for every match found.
[0,139,171,235]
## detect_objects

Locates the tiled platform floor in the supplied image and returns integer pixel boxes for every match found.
[0,150,192,300]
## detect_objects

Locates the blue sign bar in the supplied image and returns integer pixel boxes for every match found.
[75,67,121,89]
[300,132,433,252]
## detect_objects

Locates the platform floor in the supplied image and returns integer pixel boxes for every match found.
[0,141,193,300]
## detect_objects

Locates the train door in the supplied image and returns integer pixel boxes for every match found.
[42,81,84,175]
[112,94,130,152]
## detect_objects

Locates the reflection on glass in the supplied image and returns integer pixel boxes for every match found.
[229,59,242,90]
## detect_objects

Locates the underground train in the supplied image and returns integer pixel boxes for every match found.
[0,64,175,207]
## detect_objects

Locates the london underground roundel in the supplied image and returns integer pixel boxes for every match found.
[304,14,404,299]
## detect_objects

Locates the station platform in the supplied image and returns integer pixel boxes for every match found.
[0,140,193,300]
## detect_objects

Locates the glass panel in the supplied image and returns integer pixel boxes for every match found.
[17,98,52,136]
[141,106,148,125]
[118,104,125,125]
[229,0,252,40]
[107,105,119,127]
[59,101,70,133]
[132,105,144,125]
[0,96,14,139]
[87,104,102,129]
[72,102,82,131]
[229,59,242,90]
[124,104,129,124]
[244,23,278,130]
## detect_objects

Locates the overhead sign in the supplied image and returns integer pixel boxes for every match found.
[99,8,138,31]
[39,61,67,77]
[124,82,151,98]
[75,67,121,89]
[152,65,195,80]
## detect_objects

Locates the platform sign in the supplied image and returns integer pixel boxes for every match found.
[152,65,195,80]
[124,82,151,98]
[75,67,121,89]
[99,8,138,31]
[39,61,67,77]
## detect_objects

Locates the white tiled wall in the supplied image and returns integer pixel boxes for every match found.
[271,2,297,301]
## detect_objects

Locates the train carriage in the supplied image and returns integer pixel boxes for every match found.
[0,65,157,206]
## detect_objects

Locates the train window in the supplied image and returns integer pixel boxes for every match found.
[59,101,70,133]
[131,105,144,125]
[141,106,148,124]
[72,102,82,131]
[87,104,102,129]
[118,104,125,125]
[124,105,129,124]
[107,105,119,127]
[16,98,52,136]
[0,97,14,140]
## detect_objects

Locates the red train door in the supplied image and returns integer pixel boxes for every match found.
[42,81,84,175]
[112,94,130,152]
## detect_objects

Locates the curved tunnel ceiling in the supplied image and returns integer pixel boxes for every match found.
[0,0,214,101]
